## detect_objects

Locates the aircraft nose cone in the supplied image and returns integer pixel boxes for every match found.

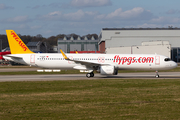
[175,62,178,67]
[172,62,178,68]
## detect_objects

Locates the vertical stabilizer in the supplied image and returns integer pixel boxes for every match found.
[6,30,34,54]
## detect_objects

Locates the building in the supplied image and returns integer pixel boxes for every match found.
[57,36,99,53]
[99,28,180,62]
[26,41,47,53]
[106,40,171,58]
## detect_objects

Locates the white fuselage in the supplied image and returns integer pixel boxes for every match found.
[4,53,178,71]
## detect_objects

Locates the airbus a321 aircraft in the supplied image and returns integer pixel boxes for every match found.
[4,30,177,78]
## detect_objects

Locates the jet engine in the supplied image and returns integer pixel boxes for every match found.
[100,65,118,75]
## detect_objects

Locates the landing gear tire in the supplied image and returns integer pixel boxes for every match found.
[86,72,94,78]
[90,72,94,77]
[155,75,159,78]
[86,73,91,78]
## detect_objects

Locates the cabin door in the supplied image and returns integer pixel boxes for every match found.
[155,56,160,65]
[30,54,35,64]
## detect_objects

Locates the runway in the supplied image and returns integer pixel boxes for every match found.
[0,72,180,82]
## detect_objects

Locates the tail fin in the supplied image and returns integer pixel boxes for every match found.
[6,30,34,54]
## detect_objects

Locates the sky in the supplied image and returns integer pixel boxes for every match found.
[1,0,180,38]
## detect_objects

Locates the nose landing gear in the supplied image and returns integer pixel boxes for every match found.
[155,70,159,78]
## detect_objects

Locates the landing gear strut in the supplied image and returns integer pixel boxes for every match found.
[155,70,159,78]
[86,72,94,78]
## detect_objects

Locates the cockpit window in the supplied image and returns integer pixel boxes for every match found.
[164,58,171,62]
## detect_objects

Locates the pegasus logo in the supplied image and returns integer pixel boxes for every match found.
[11,32,28,51]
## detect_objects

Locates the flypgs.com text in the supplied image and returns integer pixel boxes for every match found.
[113,55,154,65]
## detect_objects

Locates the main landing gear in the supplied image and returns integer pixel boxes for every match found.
[155,70,159,78]
[86,72,94,78]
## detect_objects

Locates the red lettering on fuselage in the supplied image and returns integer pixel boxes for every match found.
[113,55,154,65]
[11,32,28,51]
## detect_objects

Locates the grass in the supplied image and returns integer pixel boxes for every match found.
[1,79,180,119]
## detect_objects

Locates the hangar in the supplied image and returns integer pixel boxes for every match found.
[58,36,99,53]
[99,28,180,62]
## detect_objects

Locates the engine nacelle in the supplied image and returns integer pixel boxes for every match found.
[100,66,118,75]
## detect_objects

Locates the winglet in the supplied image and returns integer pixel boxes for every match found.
[6,30,34,54]
[60,49,69,60]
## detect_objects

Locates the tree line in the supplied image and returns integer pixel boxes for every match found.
[0,33,98,51]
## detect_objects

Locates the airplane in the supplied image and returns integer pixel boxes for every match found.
[3,30,178,78]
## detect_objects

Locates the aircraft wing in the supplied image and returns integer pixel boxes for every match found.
[60,50,110,67]
[68,58,108,66]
